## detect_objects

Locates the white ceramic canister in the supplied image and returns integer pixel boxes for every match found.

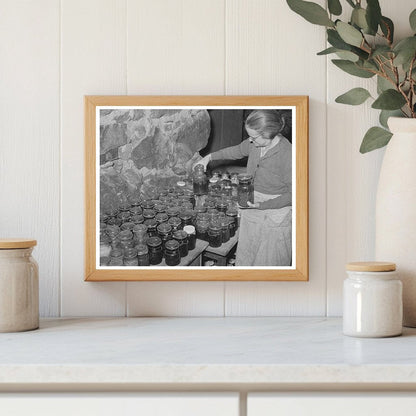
[343,262,402,338]
[0,239,39,332]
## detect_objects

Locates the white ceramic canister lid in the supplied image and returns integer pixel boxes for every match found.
[343,261,402,338]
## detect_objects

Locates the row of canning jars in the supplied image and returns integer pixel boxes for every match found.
[101,203,239,262]
[101,222,197,267]
[192,166,254,208]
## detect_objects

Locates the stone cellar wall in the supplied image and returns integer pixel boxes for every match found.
[100,109,211,212]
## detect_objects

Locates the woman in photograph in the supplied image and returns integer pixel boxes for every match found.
[196,109,292,266]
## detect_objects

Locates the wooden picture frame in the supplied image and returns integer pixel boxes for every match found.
[85,96,308,281]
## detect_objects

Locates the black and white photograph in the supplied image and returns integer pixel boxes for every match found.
[98,106,295,269]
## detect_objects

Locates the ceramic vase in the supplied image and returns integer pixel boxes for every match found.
[375,117,416,327]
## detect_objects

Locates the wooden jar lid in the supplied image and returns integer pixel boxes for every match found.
[346,261,396,272]
[0,239,37,249]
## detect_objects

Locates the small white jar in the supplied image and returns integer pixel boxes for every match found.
[0,239,39,332]
[343,262,402,338]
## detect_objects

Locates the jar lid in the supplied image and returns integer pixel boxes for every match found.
[238,173,253,182]
[147,236,162,247]
[133,224,148,233]
[0,239,37,249]
[142,200,155,209]
[165,239,180,250]
[143,209,156,217]
[346,262,396,272]
[119,230,133,240]
[209,223,222,231]
[157,222,172,233]
[173,230,188,240]
[144,218,157,227]
[155,212,169,222]
[168,217,182,226]
[183,225,196,234]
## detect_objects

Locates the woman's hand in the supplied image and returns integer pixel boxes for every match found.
[246,201,260,209]
[193,154,211,171]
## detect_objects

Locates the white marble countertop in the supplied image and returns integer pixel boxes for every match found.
[1,317,416,389]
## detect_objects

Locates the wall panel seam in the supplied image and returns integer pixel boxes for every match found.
[59,0,63,317]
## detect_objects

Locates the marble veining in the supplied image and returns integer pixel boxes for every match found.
[0,317,415,385]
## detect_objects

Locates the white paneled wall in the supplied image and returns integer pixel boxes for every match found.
[0,0,60,316]
[1,0,413,317]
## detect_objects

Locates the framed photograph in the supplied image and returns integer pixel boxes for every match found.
[85,96,308,281]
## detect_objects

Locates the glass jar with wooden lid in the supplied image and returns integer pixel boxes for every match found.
[343,261,402,338]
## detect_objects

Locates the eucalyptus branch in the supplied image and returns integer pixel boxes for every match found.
[286,0,416,152]
[408,56,416,117]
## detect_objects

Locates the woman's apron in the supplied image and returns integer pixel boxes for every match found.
[235,191,292,266]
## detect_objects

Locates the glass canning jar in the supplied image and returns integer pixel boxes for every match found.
[123,247,138,266]
[157,222,172,249]
[144,218,158,237]
[147,236,163,265]
[131,214,144,225]
[133,223,148,245]
[120,221,135,231]
[154,203,167,214]
[208,223,222,248]
[193,164,208,196]
[109,247,124,266]
[168,216,182,232]
[173,230,189,257]
[179,210,193,228]
[183,225,196,251]
[142,209,156,221]
[118,230,134,250]
[164,239,181,266]
[237,174,254,207]
[220,218,230,243]
[130,206,143,216]
[136,244,150,266]
[226,208,238,232]
[142,200,155,210]
[155,212,169,225]
[196,219,210,241]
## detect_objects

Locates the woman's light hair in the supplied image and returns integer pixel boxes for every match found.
[245,110,286,140]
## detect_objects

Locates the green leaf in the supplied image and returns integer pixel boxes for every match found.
[317,46,338,55]
[410,9,416,32]
[360,127,392,153]
[327,29,369,59]
[335,50,359,61]
[379,110,403,129]
[328,0,342,16]
[317,46,359,61]
[372,89,407,110]
[332,59,375,78]
[351,7,369,32]
[366,0,382,35]
[335,87,371,105]
[327,28,350,49]
[380,16,394,43]
[287,0,334,27]
[336,21,363,47]
[377,75,393,94]
[393,36,416,67]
